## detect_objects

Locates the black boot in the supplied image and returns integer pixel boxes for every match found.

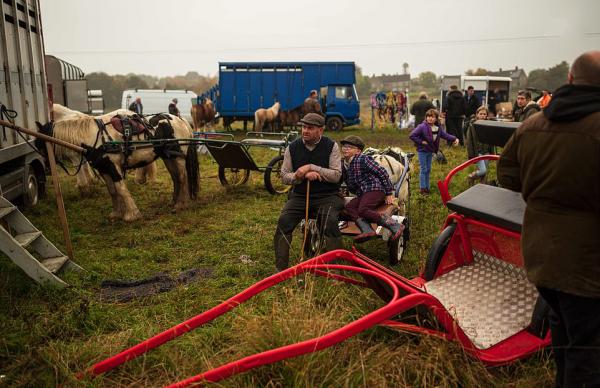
[378,215,404,241]
[274,233,292,272]
[354,218,377,243]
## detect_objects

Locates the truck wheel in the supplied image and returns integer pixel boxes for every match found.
[326,117,343,132]
[23,169,40,208]
[218,167,250,186]
[264,155,291,195]
[423,223,457,281]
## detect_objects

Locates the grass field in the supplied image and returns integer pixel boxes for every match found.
[0,123,553,387]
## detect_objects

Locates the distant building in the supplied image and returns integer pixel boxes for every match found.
[488,66,528,90]
[369,74,411,91]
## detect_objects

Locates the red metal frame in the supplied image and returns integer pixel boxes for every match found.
[80,155,550,386]
[437,154,500,205]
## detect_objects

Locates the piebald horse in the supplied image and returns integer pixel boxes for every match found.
[254,102,280,132]
[51,104,158,189]
[36,113,199,222]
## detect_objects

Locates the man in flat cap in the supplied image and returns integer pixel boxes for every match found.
[274,112,343,271]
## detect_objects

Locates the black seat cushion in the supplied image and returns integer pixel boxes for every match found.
[446,184,525,232]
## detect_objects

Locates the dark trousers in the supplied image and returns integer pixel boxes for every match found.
[274,192,344,271]
[537,287,600,388]
[345,191,385,223]
[446,117,464,145]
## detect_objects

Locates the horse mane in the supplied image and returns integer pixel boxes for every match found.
[51,116,98,153]
[52,103,87,121]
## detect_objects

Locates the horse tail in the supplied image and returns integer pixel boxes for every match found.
[254,110,262,132]
[185,145,200,200]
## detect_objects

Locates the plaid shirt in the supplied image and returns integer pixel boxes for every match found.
[343,153,393,196]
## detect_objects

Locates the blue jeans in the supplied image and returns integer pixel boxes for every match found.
[417,151,433,190]
[475,156,489,177]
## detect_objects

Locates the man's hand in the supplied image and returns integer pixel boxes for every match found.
[385,195,395,205]
[305,171,322,181]
[453,139,460,146]
[294,164,312,180]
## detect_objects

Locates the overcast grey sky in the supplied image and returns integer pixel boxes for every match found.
[40,0,599,79]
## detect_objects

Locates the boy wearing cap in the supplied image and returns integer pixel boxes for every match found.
[274,113,344,271]
[341,135,404,243]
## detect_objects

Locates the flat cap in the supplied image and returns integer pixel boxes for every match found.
[299,113,325,127]
[340,135,365,150]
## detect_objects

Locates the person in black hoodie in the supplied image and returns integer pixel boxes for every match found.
[443,85,466,145]
[498,50,600,388]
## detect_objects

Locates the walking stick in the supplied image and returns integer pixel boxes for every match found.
[300,180,311,261]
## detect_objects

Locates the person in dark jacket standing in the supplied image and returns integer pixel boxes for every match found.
[340,135,404,245]
[498,50,600,388]
[443,85,466,145]
[274,113,343,271]
[410,92,435,127]
[128,97,143,115]
[168,98,180,117]
[302,90,322,117]
[513,90,541,122]
[409,109,458,194]
[464,85,481,118]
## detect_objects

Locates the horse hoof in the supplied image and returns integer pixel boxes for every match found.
[123,212,142,222]
[108,211,122,221]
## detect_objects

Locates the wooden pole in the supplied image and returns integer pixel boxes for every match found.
[0,120,77,260]
[0,119,84,153]
[44,142,74,260]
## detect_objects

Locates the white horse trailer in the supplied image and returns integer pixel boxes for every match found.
[0,0,48,206]
[439,75,512,113]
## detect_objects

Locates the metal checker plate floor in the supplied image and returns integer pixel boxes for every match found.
[425,250,538,349]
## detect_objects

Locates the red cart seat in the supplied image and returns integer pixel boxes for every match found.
[446,184,525,232]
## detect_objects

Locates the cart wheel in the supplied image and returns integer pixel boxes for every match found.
[387,226,407,266]
[218,167,250,186]
[302,219,322,258]
[326,116,343,132]
[423,223,457,281]
[264,155,291,195]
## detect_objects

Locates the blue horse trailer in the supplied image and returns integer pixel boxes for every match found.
[200,62,360,131]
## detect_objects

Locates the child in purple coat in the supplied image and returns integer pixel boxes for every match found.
[409,109,459,194]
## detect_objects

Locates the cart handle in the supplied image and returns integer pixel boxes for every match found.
[437,154,500,205]
[193,131,235,141]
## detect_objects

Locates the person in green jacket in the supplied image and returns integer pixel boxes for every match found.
[465,106,493,184]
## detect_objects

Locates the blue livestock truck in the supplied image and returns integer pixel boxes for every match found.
[201,62,360,131]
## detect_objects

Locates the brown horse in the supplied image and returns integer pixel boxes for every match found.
[191,98,216,131]
[36,113,199,222]
[278,105,303,130]
[254,102,280,132]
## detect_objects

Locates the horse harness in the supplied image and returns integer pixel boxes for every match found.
[94,113,184,171]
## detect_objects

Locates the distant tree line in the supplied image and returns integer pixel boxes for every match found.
[86,71,217,111]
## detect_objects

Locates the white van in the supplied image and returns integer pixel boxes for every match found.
[121,89,197,124]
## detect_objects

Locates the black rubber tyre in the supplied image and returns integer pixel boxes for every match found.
[218,167,250,186]
[423,223,457,281]
[326,116,343,132]
[264,155,291,195]
[23,168,40,208]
